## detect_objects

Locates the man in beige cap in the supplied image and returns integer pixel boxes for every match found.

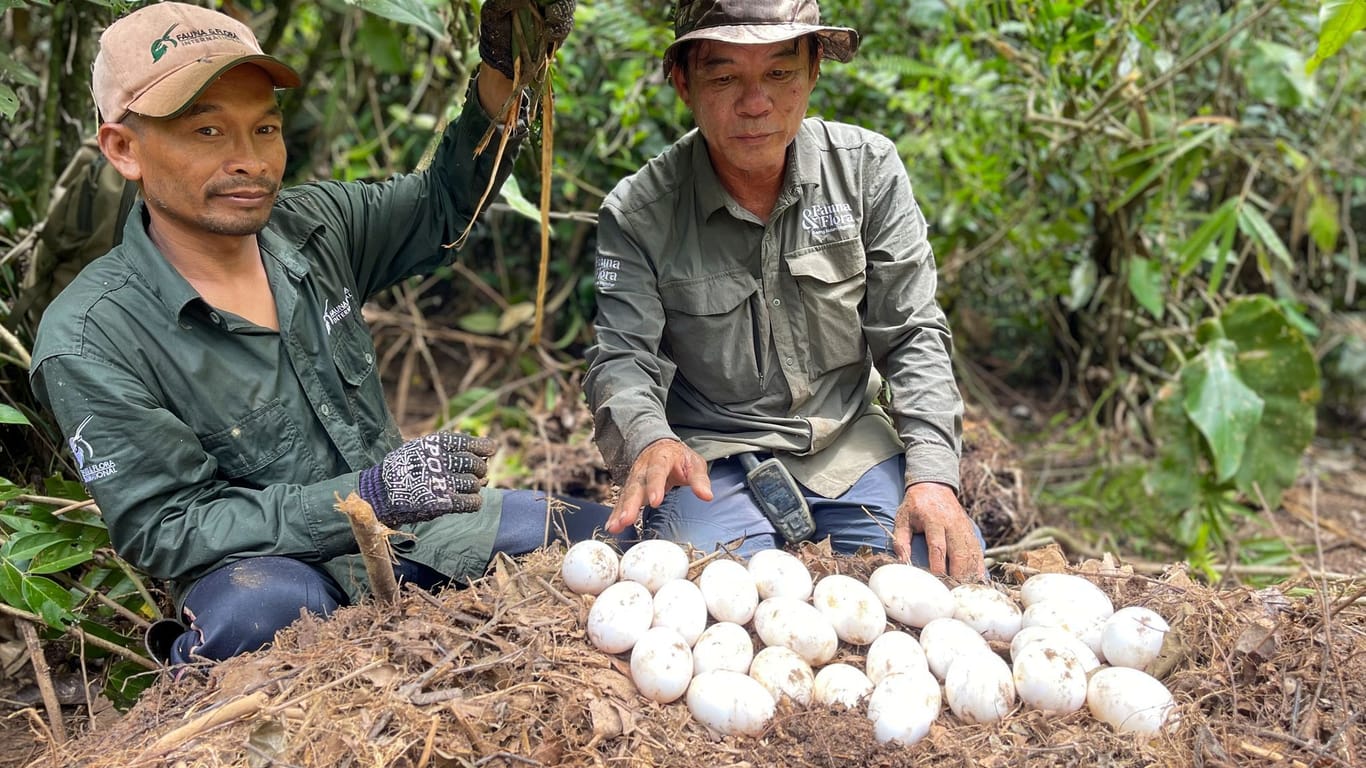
[584,0,987,580]
[29,0,614,667]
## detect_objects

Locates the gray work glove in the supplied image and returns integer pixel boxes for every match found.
[357,432,497,526]
[479,0,576,81]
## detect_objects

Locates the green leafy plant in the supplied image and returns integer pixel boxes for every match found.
[1145,295,1321,573]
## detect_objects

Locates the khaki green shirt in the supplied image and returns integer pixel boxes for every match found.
[584,118,962,498]
[29,93,516,602]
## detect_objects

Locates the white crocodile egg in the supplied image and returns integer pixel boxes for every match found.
[868,563,955,628]
[748,646,815,705]
[561,540,620,596]
[651,578,708,646]
[687,670,775,737]
[918,616,992,681]
[944,650,1016,724]
[1087,666,1177,736]
[1021,600,1110,660]
[865,630,929,685]
[753,596,839,667]
[746,549,814,600]
[618,539,690,593]
[812,663,874,709]
[951,583,1023,642]
[867,670,941,746]
[1019,573,1114,616]
[586,580,654,654]
[692,621,754,676]
[1010,626,1101,673]
[629,626,693,704]
[813,574,887,645]
[1101,606,1171,671]
[1011,642,1087,714]
[698,558,759,625]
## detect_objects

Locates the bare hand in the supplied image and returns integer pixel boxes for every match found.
[893,482,985,581]
[607,439,713,533]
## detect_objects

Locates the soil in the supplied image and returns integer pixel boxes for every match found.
[1,374,1362,767]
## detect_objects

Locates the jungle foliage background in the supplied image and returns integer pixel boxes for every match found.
[0,0,1362,702]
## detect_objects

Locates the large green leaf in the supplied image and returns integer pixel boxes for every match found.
[1306,0,1366,73]
[1127,256,1165,320]
[1181,338,1265,483]
[22,572,74,628]
[28,536,98,574]
[1221,296,1320,509]
[341,0,448,41]
[0,405,29,425]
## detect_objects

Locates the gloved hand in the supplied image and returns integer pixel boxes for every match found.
[479,0,577,81]
[357,432,497,526]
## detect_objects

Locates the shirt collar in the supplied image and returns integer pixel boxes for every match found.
[690,120,822,221]
[120,201,315,319]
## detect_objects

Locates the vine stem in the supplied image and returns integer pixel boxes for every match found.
[18,620,66,746]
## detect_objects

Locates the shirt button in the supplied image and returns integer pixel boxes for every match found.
[209,312,222,324]
[364,353,374,364]
[786,357,795,366]
[230,427,242,438]
[772,298,782,307]
[319,404,331,416]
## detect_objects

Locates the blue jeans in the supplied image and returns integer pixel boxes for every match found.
[645,454,982,563]
[160,490,622,665]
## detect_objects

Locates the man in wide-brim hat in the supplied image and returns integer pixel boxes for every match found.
[584,0,987,580]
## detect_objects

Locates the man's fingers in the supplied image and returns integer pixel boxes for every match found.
[609,480,646,533]
[922,522,949,576]
[437,432,497,457]
[442,452,489,478]
[449,493,484,514]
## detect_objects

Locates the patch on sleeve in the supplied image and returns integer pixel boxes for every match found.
[595,257,622,290]
[69,414,119,484]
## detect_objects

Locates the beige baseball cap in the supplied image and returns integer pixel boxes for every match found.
[92,2,301,123]
[662,0,860,76]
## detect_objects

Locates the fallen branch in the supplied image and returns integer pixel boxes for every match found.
[147,691,268,755]
[18,620,66,746]
[0,602,159,671]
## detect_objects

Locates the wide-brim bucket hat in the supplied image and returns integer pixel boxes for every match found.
[662,0,860,76]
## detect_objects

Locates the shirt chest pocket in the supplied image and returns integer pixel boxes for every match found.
[200,399,302,485]
[786,239,867,375]
[660,271,762,405]
[328,317,397,449]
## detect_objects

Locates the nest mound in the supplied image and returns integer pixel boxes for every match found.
[27,545,1364,768]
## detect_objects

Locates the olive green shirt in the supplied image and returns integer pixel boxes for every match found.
[584,118,962,498]
[29,93,517,602]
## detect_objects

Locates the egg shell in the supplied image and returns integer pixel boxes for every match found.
[687,670,776,737]
[1021,600,1110,660]
[1010,626,1101,673]
[866,669,941,724]
[865,630,929,685]
[754,596,839,667]
[619,539,690,593]
[1087,666,1177,736]
[651,579,708,646]
[813,663,874,709]
[951,583,1023,642]
[561,540,620,596]
[1011,642,1088,713]
[918,616,992,681]
[746,549,814,600]
[698,559,760,625]
[586,580,655,654]
[813,574,887,645]
[1019,573,1114,617]
[868,563,955,628]
[1100,606,1171,671]
[692,621,754,676]
[944,650,1016,724]
[629,627,693,703]
[749,646,815,705]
